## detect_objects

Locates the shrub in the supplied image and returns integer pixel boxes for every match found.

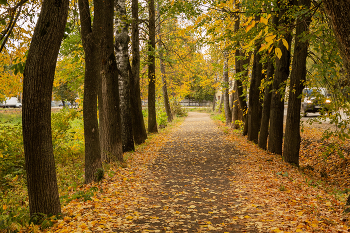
[170,101,187,117]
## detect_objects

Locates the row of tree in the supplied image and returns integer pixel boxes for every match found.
[203,0,350,166]
[1,0,349,219]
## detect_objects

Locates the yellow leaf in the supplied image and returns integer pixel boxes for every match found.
[297,211,304,216]
[3,205,7,210]
[245,21,256,32]
[188,205,196,208]
[275,48,282,59]
[244,215,251,218]
[282,38,289,50]
[260,17,268,25]
[326,201,331,206]
[265,34,276,43]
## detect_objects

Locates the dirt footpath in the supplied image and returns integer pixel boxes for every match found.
[121,112,258,232]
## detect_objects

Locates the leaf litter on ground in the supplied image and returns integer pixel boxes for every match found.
[33,113,350,232]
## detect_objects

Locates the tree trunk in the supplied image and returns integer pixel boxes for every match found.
[248,37,263,144]
[218,93,224,113]
[212,95,216,111]
[160,57,173,122]
[234,0,249,135]
[223,51,232,125]
[283,0,311,166]
[95,0,123,162]
[22,0,69,216]
[231,80,243,129]
[115,0,135,152]
[148,0,158,133]
[268,0,294,155]
[157,3,172,122]
[258,60,274,150]
[323,0,350,69]
[258,14,278,150]
[78,0,103,184]
[130,0,147,145]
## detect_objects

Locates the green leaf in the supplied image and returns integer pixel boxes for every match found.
[0,0,7,5]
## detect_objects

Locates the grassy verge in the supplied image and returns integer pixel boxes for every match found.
[0,107,186,232]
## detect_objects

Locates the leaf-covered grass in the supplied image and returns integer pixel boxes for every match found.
[0,106,186,231]
[211,112,350,231]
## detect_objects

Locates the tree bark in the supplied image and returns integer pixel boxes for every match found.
[115,0,135,152]
[323,0,350,69]
[248,36,263,144]
[95,0,123,162]
[148,0,158,133]
[223,51,232,125]
[268,0,294,155]
[212,95,216,111]
[231,80,243,129]
[78,0,103,184]
[130,0,147,144]
[258,60,274,150]
[22,0,69,215]
[283,0,311,166]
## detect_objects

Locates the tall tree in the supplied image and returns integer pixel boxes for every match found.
[234,1,248,134]
[323,0,350,72]
[130,0,147,144]
[223,50,232,125]
[258,59,275,150]
[78,0,103,183]
[95,0,123,162]
[157,2,173,122]
[258,14,278,150]
[22,0,69,215]
[148,0,158,133]
[268,0,294,155]
[283,0,311,165]
[247,34,263,144]
[115,0,135,152]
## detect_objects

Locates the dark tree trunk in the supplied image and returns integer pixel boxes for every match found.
[268,0,294,155]
[234,0,249,135]
[22,0,69,215]
[223,51,232,125]
[229,80,234,111]
[258,60,274,150]
[283,0,311,166]
[157,4,172,122]
[231,80,243,129]
[248,37,263,144]
[115,0,135,152]
[160,57,172,122]
[95,0,123,162]
[258,14,278,150]
[148,0,158,133]
[323,0,350,69]
[78,0,103,184]
[130,0,147,145]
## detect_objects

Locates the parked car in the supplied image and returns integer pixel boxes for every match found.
[301,88,331,116]
[0,97,22,108]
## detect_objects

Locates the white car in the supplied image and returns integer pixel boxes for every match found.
[0,97,22,108]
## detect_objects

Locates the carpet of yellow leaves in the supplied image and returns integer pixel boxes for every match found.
[223,121,350,232]
[36,114,350,232]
